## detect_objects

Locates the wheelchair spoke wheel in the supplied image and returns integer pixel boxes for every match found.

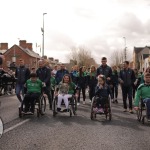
[71,97,77,115]
[108,99,112,121]
[90,97,96,120]
[39,95,46,115]
[53,97,57,117]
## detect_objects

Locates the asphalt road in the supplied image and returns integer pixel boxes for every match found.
[0,88,150,150]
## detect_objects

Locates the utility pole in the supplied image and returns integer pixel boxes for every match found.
[123,37,127,61]
[42,13,47,57]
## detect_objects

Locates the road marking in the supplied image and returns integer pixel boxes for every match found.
[3,119,30,134]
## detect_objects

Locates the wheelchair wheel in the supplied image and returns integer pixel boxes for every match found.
[108,98,112,121]
[53,97,57,117]
[69,109,72,117]
[90,97,96,120]
[137,100,144,122]
[71,96,77,115]
[105,98,112,121]
[19,107,22,118]
[37,109,40,118]
[39,95,46,116]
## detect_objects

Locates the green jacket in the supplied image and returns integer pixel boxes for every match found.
[50,76,56,90]
[134,83,150,106]
[25,79,44,94]
[58,82,76,94]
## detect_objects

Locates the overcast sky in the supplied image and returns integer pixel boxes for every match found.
[0,0,150,64]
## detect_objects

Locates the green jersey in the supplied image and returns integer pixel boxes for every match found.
[25,79,44,94]
[134,83,150,106]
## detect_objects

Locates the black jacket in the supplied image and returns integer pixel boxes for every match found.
[15,66,30,84]
[36,67,51,86]
[119,68,136,87]
[96,65,112,78]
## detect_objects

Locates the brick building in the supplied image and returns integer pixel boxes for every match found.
[1,40,41,70]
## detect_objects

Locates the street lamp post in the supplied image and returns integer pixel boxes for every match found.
[123,37,127,61]
[42,13,47,57]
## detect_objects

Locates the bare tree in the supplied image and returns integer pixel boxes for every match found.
[67,46,97,67]
[110,49,124,67]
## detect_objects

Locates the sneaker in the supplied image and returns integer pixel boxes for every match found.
[57,108,61,112]
[63,109,70,112]
[83,101,85,105]
[99,108,104,113]
[123,109,127,112]
[77,103,80,106]
[89,100,92,103]
[115,99,118,103]
[49,105,52,110]
[129,109,133,114]
[93,107,98,112]
[28,111,34,115]
[111,99,115,103]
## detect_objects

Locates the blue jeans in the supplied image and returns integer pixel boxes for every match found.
[143,98,150,117]
[16,83,24,102]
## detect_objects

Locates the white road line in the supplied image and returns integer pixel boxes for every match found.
[3,119,30,134]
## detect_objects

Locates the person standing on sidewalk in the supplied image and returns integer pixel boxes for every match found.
[36,60,52,109]
[119,61,136,113]
[15,59,30,103]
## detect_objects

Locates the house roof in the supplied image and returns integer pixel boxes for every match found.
[18,45,41,58]
[134,46,150,53]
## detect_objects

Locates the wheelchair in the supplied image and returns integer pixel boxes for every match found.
[90,96,112,121]
[136,99,149,124]
[19,93,46,118]
[52,95,77,117]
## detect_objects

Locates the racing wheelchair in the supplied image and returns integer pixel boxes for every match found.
[90,96,112,121]
[136,98,150,124]
[52,95,77,117]
[19,93,46,118]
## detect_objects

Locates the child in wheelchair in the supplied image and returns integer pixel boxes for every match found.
[94,75,112,113]
[134,72,150,121]
[55,74,78,112]
[22,73,46,114]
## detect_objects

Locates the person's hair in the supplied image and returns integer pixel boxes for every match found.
[145,67,150,73]
[101,57,107,61]
[62,74,72,83]
[144,72,150,77]
[124,61,129,65]
[97,75,106,83]
[79,66,83,77]
[90,65,96,76]
[30,73,37,78]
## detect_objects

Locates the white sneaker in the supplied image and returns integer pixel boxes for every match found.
[83,101,85,104]
[89,100,92,103]
[77,103,80,106]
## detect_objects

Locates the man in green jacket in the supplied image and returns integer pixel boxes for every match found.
[134,72,150,121]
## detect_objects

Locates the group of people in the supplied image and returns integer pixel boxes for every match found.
[1,54,150,121]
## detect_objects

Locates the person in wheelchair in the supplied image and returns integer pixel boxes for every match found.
[134,72,150,121]
[22,73,46,114]
[94,75,112,113]
[55,74,78,112]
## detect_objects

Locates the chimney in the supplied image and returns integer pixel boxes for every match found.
[55,59,59,63]
[26,43,32,51]
[48,57,54,61]
[0,43,8,50]
[19,40,27,49]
